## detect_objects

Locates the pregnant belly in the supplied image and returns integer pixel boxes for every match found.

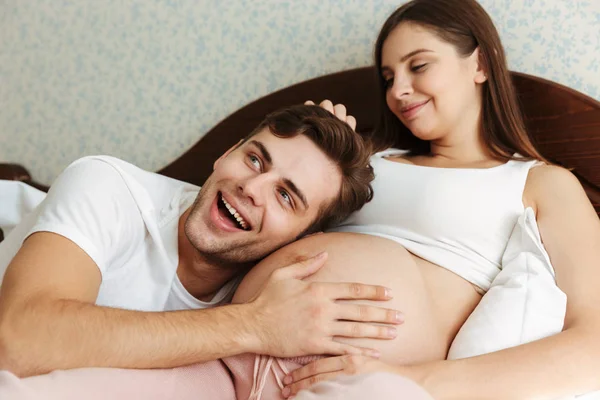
[233,232,482,365]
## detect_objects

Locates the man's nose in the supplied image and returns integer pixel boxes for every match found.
[238,173,271,206]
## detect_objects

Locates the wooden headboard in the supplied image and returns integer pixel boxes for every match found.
[2,67,600,213]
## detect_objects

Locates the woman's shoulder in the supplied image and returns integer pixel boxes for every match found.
[526,164,581,191]
[523,164,588,213]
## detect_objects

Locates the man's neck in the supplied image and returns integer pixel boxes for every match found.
[176,208,243,302]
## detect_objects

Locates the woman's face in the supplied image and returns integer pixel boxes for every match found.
[381,23,486,143]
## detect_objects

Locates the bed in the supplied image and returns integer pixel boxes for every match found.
[1,66,599,224]
[1,67,600,397]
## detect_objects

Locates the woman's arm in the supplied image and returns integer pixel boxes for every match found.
[285,165,600,399]
[415,165,600,399]
[409,165,600,400]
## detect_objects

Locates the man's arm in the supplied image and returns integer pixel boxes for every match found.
[0,231,249,377]
[0,232,399,378]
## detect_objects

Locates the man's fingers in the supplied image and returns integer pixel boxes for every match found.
[332,322,398,340]
[320,341,381,359]
[304,100,315,105]
[272,252,328,281]
[326,282,393,301]
[338,303,404,325]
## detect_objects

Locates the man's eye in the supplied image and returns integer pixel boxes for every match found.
[279,189,292,205]
[249,155,261,169]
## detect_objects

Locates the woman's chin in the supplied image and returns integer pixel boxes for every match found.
[409,128,438,142]
[399,119,434,139]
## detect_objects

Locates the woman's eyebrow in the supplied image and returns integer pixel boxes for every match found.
[400,48,434,62]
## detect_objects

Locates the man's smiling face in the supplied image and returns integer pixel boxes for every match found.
[184,127,342,266]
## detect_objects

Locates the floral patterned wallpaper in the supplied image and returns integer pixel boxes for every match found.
[1,0,598,184]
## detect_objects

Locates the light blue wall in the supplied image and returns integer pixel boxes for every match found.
[1,0,599,184]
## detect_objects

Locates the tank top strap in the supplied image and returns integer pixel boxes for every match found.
[375,148,409,158]
[505,156,543,201]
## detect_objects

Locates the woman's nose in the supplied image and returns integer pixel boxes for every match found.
[389,74,413,99]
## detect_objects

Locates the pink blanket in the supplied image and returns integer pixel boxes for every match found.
[0,354,434,399]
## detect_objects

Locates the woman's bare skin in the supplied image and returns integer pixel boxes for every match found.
[233,232,481,365]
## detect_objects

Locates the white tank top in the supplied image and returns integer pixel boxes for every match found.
[330,149,539,292]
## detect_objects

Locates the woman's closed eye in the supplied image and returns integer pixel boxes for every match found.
[411,63,427,72]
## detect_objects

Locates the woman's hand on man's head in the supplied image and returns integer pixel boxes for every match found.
[305,100,357,131]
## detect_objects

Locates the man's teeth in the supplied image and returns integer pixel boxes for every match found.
[221,196,248,230]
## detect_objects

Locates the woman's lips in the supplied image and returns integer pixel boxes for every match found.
[400,100,430,120]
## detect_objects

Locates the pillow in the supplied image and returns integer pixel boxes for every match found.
[448,207,566,358]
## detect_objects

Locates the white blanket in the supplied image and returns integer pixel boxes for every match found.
[0,180,45,238]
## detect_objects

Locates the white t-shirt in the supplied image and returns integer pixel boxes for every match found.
[0,156,241,311]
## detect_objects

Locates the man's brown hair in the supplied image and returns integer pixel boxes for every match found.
[243,104,374,235]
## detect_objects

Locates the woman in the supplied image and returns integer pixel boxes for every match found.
[265,0,600,398]
[238,0,600,398]
[3,0,599,399]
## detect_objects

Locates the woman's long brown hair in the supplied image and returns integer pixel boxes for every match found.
[371,0,548,162]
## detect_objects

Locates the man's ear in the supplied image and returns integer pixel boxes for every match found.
[472,47,488,84]
[214,139,244,170]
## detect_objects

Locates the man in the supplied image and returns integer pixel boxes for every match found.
[0,105,401,378]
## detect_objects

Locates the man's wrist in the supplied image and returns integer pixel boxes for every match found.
[223,302,264,355]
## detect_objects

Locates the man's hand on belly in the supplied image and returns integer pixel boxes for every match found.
[241,252,404,358]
